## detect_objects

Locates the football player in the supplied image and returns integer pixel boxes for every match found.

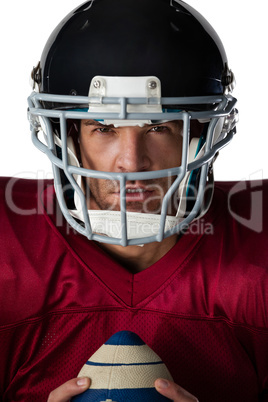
[1,0,267,401]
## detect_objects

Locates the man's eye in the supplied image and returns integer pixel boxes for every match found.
[150,126,169,133]
[96,127,113,133]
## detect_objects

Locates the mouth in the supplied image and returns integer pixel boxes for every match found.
[125,187,154,202]
[113,185,155,202]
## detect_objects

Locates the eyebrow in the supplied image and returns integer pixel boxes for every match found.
[82,119,181,128]
[83,120,109,126]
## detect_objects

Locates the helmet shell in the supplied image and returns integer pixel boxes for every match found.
[39,0,228,98]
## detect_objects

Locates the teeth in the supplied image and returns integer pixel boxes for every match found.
[126,188,145,193]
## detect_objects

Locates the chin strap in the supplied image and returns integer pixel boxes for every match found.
[70,209,182,240]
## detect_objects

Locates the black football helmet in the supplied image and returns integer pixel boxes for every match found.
[28,0,238,246]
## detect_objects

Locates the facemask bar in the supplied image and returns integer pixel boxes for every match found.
[28,92,237,246]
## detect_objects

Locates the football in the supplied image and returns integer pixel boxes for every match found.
[71,330,173,401]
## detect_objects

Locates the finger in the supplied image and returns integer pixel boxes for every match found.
[155,379,199,402]
[47,377,90,402]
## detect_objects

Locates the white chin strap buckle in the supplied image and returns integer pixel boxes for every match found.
[87,75,162,127]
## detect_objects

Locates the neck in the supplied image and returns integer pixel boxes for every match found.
[98,235,178,274]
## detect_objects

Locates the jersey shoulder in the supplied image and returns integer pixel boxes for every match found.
[214,178,268,234]
[0,177,54,215]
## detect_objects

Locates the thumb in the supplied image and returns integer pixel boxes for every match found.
[47,377,90,402]
[155,379,198,402]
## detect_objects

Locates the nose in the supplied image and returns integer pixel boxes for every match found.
[116,128,151,173]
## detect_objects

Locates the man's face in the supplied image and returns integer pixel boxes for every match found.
[79,119,183,215]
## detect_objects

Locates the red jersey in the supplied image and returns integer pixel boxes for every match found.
[0,177,268,401]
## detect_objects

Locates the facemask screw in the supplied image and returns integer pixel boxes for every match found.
[93,80,101,88]
[148,80,157,89]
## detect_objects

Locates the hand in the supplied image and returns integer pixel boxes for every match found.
[47,376,198,402]
[155,379,199,401]
[47,377,90,402]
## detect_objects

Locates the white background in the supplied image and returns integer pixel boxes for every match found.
[1,0,267,181]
